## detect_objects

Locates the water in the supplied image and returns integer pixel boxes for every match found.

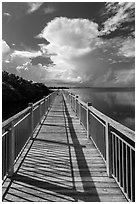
[69,88,135,131]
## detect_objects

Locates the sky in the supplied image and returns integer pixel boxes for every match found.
[2,1,135,87]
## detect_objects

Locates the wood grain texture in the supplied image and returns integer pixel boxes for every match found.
[2,93,127,202]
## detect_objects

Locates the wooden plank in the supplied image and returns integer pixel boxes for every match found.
[2,93,127,202]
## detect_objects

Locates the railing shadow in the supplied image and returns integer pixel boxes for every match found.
[3,94,100,202]
[63,96,100,202]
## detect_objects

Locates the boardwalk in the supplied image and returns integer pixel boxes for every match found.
[2,93,127,202]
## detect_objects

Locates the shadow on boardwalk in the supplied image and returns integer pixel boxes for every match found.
[63,96,100,202]
[2,94,104,201]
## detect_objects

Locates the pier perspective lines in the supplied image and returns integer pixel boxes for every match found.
[2,92,130,201]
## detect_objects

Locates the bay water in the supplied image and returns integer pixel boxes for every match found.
[69,88,135,131]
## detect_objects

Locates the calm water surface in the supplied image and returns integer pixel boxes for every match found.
[69,88,135,131]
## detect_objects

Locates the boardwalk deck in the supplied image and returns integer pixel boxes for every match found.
[2,93,127,202]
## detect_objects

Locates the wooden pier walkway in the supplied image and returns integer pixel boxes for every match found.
[2,93,127,202]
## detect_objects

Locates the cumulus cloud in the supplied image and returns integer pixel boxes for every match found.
[37,17,135,86]
[39,17,99,53]
[37,17,102,84]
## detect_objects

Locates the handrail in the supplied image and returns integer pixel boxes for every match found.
[68,94,135,142]
[2,107,31,130]
[2,90,58,181]
[2,92,55,130]
[63,89,135,202]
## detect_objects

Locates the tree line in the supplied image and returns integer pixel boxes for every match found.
[2,71,52,120]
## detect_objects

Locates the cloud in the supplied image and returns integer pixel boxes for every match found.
[43,5,56,15]
[101,2,135,35]
[12,50,42,58]
[3,12,11,17]
[2,40,10,54]
[2,40,11,61]
[2,45,43,75]
[2,15,135,87]
[39,17,99,51]
[37,17,135,86]
[37,17,101,84]
[16,62,47,82]
[15,61,81,84]
[118,38,135,58]
[114,69,135,86]
[27,2,43,13]
[3,12,11,22]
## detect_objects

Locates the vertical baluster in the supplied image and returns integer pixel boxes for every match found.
[115,136,118,181]
[130,148,133,201]
[5,134,8,176]
[72,95,74,110]
[126,145,129,198]
[73,96,75,111]
[71,94,72,109]
[118,139,121,185]
[8,121,15,177]
[45,98,48,113]
[75,96,78,115]
[47,97,49,110]
[43,96,46,114]
[87,102,92,139]
[112,134,115,176]
[79,102,81,124]
[68,93,70,103]
[105,122,112,177]
[49,96,50,109]
[122,142,125,191]
[28,103,33,138]
[70,94,72,109]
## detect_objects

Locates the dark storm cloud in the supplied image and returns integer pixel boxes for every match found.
[31,56,54,66]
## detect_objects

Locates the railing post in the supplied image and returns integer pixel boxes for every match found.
[70,94,72,108]
[69,93,71,104]
[69,93,71,105]
[44,96,47,114]
[28,103,33,138]
[39,102,42,122]
[79,102,81,124]
[75,95,78,115]
[105,122,112,177]
[43,96,46,114]
[8,121,15,177]
[49,96,50,109]
[48,96,50,110]
[87,102,92,139]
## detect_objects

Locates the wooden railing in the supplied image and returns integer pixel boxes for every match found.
[63,90,135,202]
[2,91,58,181]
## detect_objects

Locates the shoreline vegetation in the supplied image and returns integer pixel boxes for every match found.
[2,71,52,121]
